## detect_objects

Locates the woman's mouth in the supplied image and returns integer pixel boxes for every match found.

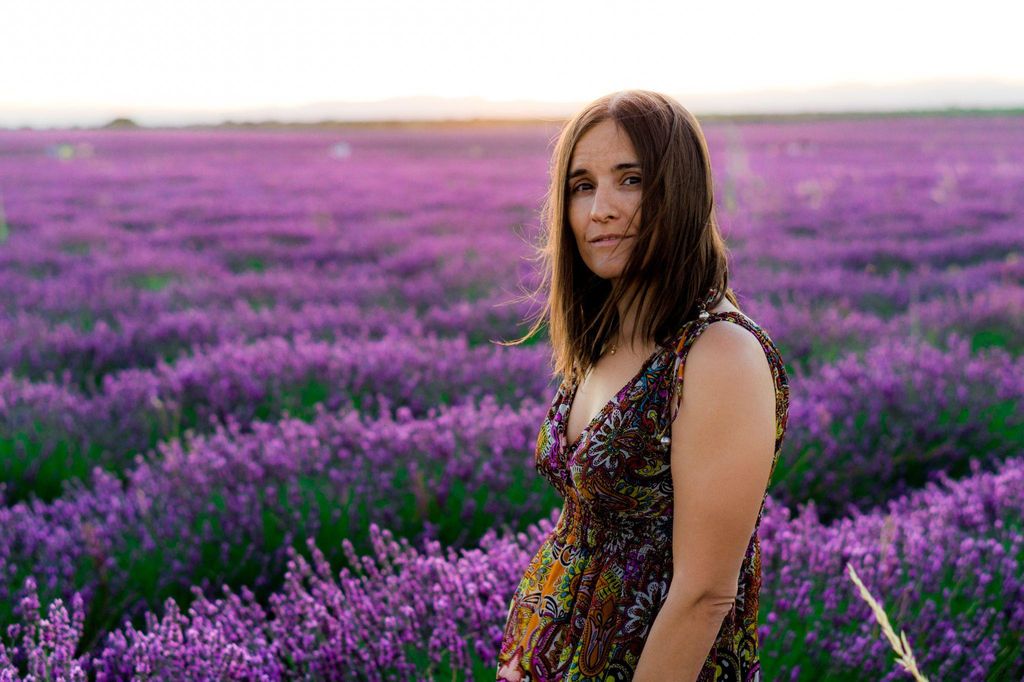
[592,235,633,246]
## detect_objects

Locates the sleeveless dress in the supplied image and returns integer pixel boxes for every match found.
[496,287,790,682]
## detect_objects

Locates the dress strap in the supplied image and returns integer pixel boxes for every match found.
[696,286,719,319]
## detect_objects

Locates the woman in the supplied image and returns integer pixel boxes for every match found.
[496,90,790,681]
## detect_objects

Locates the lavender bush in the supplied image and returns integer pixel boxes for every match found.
[0,294,537,386]
[1,333,554,502]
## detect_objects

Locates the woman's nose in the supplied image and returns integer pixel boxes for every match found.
[590,185,618,221]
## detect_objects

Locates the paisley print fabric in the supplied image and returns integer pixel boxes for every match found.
[497,287,790,681]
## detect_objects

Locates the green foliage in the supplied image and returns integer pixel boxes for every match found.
[971,327,1016,353]
[227,256,266,273]
[125,273,176,291]
[0,423,105,503]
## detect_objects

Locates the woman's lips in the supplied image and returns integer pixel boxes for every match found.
[592,235,633,247]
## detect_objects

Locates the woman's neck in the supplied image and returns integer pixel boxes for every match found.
[612,288,656,354]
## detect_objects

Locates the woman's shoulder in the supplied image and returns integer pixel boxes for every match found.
[671,307,787,386]
[683,316,768,374]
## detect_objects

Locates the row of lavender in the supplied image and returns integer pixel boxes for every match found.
[5,449,1022,680]
[1,334,555,502]
[3,331,1021,668]
[2,278,1021,388]
[2,215,1018,345]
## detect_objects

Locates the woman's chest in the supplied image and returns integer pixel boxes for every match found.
[534,364,677,506]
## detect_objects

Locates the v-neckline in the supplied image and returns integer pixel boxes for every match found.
[557,285,724,456]
[560,343,669,455]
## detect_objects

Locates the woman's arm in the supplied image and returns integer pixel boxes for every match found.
[633,322,777,682]
[633,590,734,682]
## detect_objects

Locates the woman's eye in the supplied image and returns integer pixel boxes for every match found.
[571,177,639,194]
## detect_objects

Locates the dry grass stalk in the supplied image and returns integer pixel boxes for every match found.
[845,562,929,682]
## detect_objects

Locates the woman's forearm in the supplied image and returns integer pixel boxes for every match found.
[632,592,732,682]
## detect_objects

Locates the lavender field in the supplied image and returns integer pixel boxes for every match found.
[1,115,1022,680]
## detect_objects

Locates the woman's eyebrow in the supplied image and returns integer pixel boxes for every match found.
[568,162,640,179]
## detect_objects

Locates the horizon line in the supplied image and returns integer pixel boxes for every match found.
[4,104,1023,132]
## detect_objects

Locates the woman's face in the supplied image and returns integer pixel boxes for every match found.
[566,118,642,281]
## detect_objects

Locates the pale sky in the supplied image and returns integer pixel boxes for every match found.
[2,0,1022,126]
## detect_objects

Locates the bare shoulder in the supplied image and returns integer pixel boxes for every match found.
[688,318,769,376]
[675,319,774,421]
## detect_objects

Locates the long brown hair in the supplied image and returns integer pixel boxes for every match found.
[500,89,739,386]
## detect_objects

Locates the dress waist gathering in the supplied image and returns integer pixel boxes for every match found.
[551,493,673,550]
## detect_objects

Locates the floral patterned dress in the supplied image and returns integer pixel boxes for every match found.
[497,287,790,682]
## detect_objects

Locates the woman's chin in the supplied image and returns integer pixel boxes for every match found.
[586,260,626,281]
[592,270,623,282]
